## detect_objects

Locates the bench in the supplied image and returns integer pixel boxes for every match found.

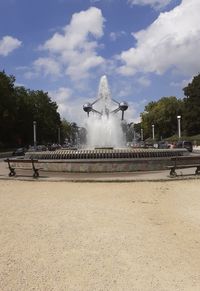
[4,158,42,178]
[167,156,200,177]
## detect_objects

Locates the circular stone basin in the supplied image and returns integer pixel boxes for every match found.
[23,148,187,173]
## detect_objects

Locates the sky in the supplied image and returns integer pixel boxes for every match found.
[0,0,199,125]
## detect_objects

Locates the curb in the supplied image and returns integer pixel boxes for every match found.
[0,152,13,159]
[1,174,200,183]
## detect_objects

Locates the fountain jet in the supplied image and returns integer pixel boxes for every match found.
[83,75,128,120]
[83,75,128,148]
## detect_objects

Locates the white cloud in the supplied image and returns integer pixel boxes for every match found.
[24,57,61,79]
[124,101,141,123]
[33,57,61,77]
[170,77,192,89]
[0,35,22,56]
[49,87,72,103]
[137,76,151,87]
[49,87,70,115]
[50,90,88,125]
[35,7,105,80]
[60,100,87,125]
[110,31,126,41]
[119,0,200,78]
[49,87,74,118]
[127,0,172,10]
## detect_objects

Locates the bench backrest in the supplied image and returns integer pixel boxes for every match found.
[171,156,200,165]
[5,158,39,163]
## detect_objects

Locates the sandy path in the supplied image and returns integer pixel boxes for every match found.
[1,180,200,291]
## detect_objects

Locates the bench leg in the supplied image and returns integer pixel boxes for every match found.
[33,169,39,178]
[195,166,200,175]
[31,159,39,178]
[7,160,16,177]
[170,167,177,177]
[9,168,16,177]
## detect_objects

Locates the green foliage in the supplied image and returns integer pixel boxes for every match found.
[141,97,184,140]
[183,74,200,135]
[126,122,141,142]
[61,119,79,144]
[140,73,200,140]
[0,71,16,145]
[0,71,62,147]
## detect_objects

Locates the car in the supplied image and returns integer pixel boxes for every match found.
[12,147,26,156]
[145,142,154,148]
[27,145,47,152]
[27,146,36,152]
[47,143,61,151]
[36,145,47,151]
[158,141,170,149]
[175,141,193,152]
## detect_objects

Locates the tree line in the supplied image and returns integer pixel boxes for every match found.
[0,71,78,148]
[1,70,200,148]
[139,73,200,141]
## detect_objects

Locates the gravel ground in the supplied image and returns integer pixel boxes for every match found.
[1,180,200,291]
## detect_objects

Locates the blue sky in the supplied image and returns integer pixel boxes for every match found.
[0,0,199,125]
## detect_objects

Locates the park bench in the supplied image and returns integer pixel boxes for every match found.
[4,158,42,178]
[167,156,200,177]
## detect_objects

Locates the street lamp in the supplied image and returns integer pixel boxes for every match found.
[58,127,61,145]
[152,124,155,140]
[132,124,136,141]
[141,128,144,141]
[177,115,181,139]
[33,121,37,150]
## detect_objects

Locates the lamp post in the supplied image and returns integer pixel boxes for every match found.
[33,121,37,150]
[177,115,181,139]
[133,124,136,141]
[58,127,61,145]
[141,128,143,141]
[152,124,155,141]
[130,123,135,142]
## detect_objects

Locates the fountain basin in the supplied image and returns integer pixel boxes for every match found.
[24,148,187,172]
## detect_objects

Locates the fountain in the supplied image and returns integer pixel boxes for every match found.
[84,75,127,148]
[25,75,186,172]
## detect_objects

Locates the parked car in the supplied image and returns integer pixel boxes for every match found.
[145,142,154,148]
[158,141,170,149]
[175,141,193,152]
[27,146,36,152]
[47,143,61,151]
[27,145,47,152]
[12,147,26,156]
[36,145,47,151]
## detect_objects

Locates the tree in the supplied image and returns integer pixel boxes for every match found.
[0,71,16,146]
[14,86,34,145]
[183,74,200,135]
[14,88,61,145]
[126,122,141,142]
[61,119,73,143]
[70,122,78,144]
[61,120,80,145]
[0,71,62,147]
[141,97,184,140]
[29,90,61,144]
